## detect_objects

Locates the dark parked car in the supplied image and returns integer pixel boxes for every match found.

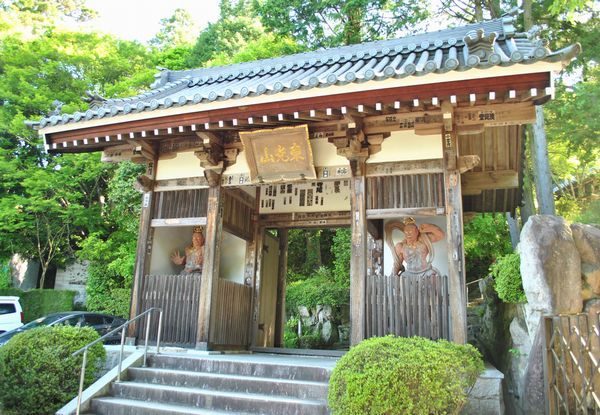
[0,311,126,346]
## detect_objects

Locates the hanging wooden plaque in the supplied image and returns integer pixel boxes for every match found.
[240,124,316,182]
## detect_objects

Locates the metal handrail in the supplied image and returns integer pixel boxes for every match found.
[72,307,163,415]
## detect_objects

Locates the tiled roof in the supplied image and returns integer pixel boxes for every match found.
[36,16,579,129]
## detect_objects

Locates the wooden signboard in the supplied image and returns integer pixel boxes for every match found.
[101,144,135,163]
[159,137,204,159]
[240,124,316,183]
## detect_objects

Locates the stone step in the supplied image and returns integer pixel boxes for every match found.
[109,382,329,415]
[127,367,329,400]
[91,397,254,415]
[147,354,332,382]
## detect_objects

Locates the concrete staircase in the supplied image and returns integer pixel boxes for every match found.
[89,353,337,415]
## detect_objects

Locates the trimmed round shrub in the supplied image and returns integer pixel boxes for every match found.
[0,325,106,415]
[328,336,484,415]
[490,252,526,303]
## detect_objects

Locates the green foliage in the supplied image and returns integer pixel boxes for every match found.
[208,32,304,66]
[286,267,350,313]
[0,287,22,297]
[78,162,142,318]
[331,228,351,288]
[490,253,526,304]
[0,288,75,322]
[254,0,429,48]
[0,325,106,415]
[150,8,199,49]
[19,288,75,322]
[0,258,10,289]
[464,214,513,281]
[328,336,484,415]
[187,1,264,67]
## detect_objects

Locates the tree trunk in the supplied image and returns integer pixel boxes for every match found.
[532,106,556,215]
[506,212,520,250]
[523,0,533,31]
[521,127,536,224]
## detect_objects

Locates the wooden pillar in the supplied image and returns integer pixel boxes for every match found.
[195,171,223,350]
[443,127,468,344]
[129,157,157,327]
[249,187,264,348]
[274,229,289,347]
[350,159,368,345]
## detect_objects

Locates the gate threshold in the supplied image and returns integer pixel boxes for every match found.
[250,346,347,357]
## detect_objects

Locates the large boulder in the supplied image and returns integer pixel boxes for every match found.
[572,224,600,298]
[519,215,582,337]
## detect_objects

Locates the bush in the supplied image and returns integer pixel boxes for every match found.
[490,252,526,303]
[328,336,484,415]
[0,325,106,415]
[0,288,75,322]
[85,263,131,318]
[20,289,76,322]
[286,267,349,313]
[464,214,513,282]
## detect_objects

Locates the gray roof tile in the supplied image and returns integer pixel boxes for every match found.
[36,16,579,129]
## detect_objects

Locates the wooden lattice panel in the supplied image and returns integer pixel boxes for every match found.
[366,173,445,210]
[544,313,600,414]
[152,189,208,219]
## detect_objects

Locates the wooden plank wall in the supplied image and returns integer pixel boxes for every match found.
[222,191,254,240]
[152,189,209,219]
[366,173,445,210]
[365,274,450,340]
[210,279,253,347]
[138,274,202,346]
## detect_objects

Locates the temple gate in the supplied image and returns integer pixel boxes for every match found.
[33,17,578,350]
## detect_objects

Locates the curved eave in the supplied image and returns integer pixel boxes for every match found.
[38,60,562,136]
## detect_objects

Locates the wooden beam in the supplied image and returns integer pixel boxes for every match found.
[150,217,207,227]
[196,183,224,350]
[457,155,480,174]
[461,170,519,195]
[350,159,367,345]
[366,159,443,177]
[274,229,288,347]
[367,219,383,240]
[443,127,467,344]
[366,207,444,219]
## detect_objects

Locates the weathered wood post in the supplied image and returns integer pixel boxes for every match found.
[274,229,289,347]
[195,170,224,350]
[442,106,468,344]
[129,147,158,334]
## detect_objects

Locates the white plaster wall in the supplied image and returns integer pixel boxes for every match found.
[10,254,38,290]
[310,137,349,167]
[367,131,443,163]
[383,216,449,277]
[54,260,89,305]
[156,151,204,181]
[219,232,246,283]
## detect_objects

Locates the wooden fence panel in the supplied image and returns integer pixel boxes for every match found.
[365,273,450,340]
[210,279,253,347]
[543,313,600,414]
[138,274,202,347]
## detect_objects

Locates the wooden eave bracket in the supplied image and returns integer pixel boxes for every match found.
[134,174,154,193]
[127,139,156,161]
[195,131,224,168]
[458,155,480,173]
